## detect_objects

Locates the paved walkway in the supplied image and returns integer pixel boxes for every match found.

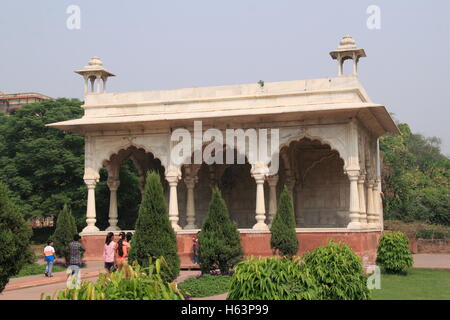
[413,254,450,269]
[1,254,448,300]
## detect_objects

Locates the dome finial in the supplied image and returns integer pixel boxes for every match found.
[330,35,366,77]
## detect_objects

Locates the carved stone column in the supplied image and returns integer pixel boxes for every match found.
[358,174,368,227]
[82,179,100,233]
[266,175,279,227]
[346,170,361,229]
[366,179,377,227]
[374,177,383,226]
[166,167,182,231]
[251,163,269,230]
[106,178,120,231]
[184,165,199,230]
[294,181,304,227]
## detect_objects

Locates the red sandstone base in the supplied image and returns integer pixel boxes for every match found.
[82,230,381,269]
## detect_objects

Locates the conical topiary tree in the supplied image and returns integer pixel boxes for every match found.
[52,203,78,263]
[0,182,33,293]
[128,171,180,282]
[198,187,243,275]
[270,186,299,257]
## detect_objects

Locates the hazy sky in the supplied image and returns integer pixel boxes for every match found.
[1,1,449,154]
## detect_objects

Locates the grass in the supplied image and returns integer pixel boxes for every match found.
[371,268,450,300]
[178,274,231,298]
[12,263,66,278]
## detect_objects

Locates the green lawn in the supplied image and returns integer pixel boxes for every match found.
[178,274,231,298]
[371,268,450,300]
[12,263,66,278]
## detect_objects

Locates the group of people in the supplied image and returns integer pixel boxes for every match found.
[43,234,85,277]
[43,232,133,278]
[44,231,202,277]
[103,231,133,272]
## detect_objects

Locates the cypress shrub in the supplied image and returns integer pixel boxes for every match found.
[52,204,77,263]
[0,182,33,292]
[301,241,371,300]
[376,232,413,274]
[198,187,243,275]
[227,257,318,300]
[128,171,180,282]
[270,186,299,257]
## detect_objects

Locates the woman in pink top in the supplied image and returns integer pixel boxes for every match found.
[114,232,130,271]
[103,232,116,272]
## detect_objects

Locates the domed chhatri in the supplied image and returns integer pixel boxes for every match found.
[75,56,115,94]
[330,35,366,77]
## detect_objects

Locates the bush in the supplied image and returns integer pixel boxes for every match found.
[51,204,77,262]
[178,274,231,298]
[376,232,413,274]
[128,171,180,282]
[302,241,371,300]
[0,182,33,292]
[43,260,184,300]
[270,187,298,257]
[198,188,243,275]
[227,257,318,300]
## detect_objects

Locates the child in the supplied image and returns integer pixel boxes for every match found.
[44,240,56,277]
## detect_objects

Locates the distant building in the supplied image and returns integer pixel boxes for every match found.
[0,91,52,114]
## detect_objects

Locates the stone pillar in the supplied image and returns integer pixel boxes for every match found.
[266,175,279,226]
[83,75,89,94]
[366,179,377,227]
[251,163,269,230]
[82,179,99,233]
[106,178,120,231]
[285,171,295,198]
[96,75,102,93]
[166,167,181,231]
[374,177,383,226]
[358,174,368,227]
[294,181,304,227]
[138,174,145,197]
[346,170,361,229]
[184,174,198,230]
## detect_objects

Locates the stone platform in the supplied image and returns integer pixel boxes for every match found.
[81,229,381,269]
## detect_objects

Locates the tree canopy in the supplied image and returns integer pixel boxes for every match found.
[0,99,141,230]
[380,122,450,226]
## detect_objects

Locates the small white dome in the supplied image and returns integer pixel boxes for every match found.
[337,35,357,50]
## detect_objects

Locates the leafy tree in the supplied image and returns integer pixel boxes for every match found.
[380,122,450,226]
[198,188,243,275]
[51,204,78,263]
[0,98,142,231]
[0,182,33,292]
[270,187,298,257]
[128,171,180,282]
[0,99,85,225]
